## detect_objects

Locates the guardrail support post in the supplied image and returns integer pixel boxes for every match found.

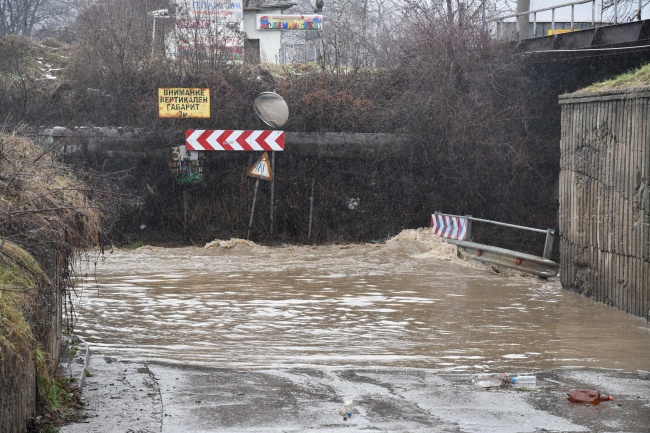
[552,9,556,34]
[592,0,595,26]
[543,229,555,260]
[466,215,473,241]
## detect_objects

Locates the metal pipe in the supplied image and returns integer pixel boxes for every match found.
[270,151,275,236]
[308,177,315,243]
[469,216,550,234]
[152,17,156,55]
[247,179,260,240]
[543,229,555,260]
[571,4,575,31]
[614,0,618,24]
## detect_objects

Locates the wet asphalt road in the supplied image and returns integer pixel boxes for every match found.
[60,350,650,433]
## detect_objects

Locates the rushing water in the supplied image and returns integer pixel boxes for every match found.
[71,229,650,373]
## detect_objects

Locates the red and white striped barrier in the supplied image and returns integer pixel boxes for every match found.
[186,130,285,151]
[430,213,468,241]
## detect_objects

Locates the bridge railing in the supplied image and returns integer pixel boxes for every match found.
[490,0,642,39]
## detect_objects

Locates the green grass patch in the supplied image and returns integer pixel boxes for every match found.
[0,241,41,360]
[583,63,650,93]
[35,345,73,411]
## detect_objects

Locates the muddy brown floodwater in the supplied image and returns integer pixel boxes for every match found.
[71,229,650,373]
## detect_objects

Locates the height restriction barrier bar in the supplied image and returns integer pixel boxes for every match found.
[431,212,558,278]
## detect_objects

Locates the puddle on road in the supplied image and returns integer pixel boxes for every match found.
[71,229,650,372]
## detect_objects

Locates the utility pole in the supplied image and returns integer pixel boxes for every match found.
[516,0,530,40]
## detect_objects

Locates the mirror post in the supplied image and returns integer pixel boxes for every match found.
[270,151,275,236]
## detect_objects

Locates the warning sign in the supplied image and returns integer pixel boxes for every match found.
[169,145,204,184]
[158,88,210,118]
[247,152,273,181]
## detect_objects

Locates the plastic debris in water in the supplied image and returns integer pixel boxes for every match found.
[510,375,537,384]
[472,373,507,388]
[339,400,355,420]
[567,389,614,404]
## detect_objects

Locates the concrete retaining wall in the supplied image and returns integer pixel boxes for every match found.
[559,88,650,319]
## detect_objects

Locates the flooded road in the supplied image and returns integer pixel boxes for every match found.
[61,229,650,433]
[71,229,650,373]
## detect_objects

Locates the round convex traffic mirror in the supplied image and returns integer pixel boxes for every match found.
[253,92,289,129]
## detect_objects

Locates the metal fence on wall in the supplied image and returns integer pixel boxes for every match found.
[559,88,650,319]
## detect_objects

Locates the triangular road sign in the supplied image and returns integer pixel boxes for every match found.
[247,151,273,181]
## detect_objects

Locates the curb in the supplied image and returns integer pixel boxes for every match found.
[59,334,89,388]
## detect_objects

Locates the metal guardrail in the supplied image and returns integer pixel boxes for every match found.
[491,0,596,36]
[466,215,556,260]
[434,212,556,259]
[490,0,643,38]
[431,212,558,278]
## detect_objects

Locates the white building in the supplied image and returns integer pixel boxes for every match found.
[162,1,321,64]
[243,2,297,64]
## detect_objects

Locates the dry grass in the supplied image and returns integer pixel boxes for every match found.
[1,127,108,359]
[0,129,105,261]
[579,63,650,93]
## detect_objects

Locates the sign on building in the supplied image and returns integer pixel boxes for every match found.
[175,0,244,61]
[257,14,323,30]
[158,88,210,118]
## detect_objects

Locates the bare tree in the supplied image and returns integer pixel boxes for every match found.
[0,0,44,36]
[317,0,401,71]
[601,0,650,22]
[174,0,246,69]
[0,0,83,36]
[307,0,517,71]
[66,0,167,124]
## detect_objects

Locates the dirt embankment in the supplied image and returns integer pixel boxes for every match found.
[1,131,107,432]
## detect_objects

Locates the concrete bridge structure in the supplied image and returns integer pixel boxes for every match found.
[514,19,650,98]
